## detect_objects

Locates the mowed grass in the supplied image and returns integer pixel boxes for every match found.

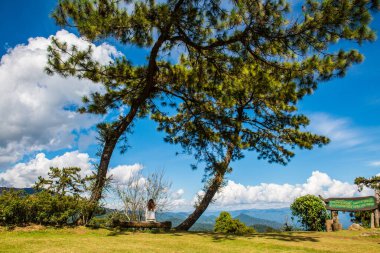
[0,226,379,253]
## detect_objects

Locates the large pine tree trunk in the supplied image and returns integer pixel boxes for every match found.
[175,145,234,231]
[175,107,243,231]
[89,26,176,217]
[175,169,226,231]
[89,86,155,214]
[89,111,136,204]
[89,140,117,204]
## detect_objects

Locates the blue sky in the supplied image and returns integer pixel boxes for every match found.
[0,0,379,210]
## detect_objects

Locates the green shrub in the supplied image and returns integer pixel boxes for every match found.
[0,190,29,226]
[0,167,101,227]
[0,189,94,227]
[106,212,129,228]
[87,216,108,229]
[214,212,255,235]
[87,212,129,229]
[290,195,328,231]
[29,191,76,225]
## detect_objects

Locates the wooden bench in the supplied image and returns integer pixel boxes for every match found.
[111,220,172,230]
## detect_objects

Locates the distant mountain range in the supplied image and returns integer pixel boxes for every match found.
[235,213,283,229]
[157,207,354,231]
[0,187,36,194]
[156,209,286,232]
[206,208,293,224]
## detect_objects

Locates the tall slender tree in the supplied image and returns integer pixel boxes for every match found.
[153,58,331,230]
[46,0,379,223]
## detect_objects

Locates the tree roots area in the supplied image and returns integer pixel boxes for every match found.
[0,226,379,253]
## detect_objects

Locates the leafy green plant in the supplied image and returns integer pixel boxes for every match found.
[87,216,108,229]
[104,212,129,228]
[0,190,29,226]
[214,212,255,235]
[290,195,328,231]
[0,167,100,227]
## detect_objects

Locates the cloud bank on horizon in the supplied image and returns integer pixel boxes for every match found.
[211,171,374,210]
[0,151,373,211]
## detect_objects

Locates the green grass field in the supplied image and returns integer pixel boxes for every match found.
[0,226,379,253]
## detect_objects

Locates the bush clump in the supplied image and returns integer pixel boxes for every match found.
[0,189,95,227]
[290,194,328,231]
[214,212,255,235]
[0,167,100,227]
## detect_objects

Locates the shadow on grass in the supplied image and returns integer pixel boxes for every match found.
[210,234,237,242]
[168,231,320,243]
[192,232,319,243]
[170,233,184,236]
[106,228,130,236]
[254,232,319,242]
[96,228,320,243]
[176,232,237,242]
[105,227,168,236]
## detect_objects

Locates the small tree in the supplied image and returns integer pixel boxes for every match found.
[354,175,380,227]
[34,167,93,197]
[214,211,255,235]
[282,215,295,231]
[114,170,172,221]
[34,167,100,225]
[290,195,328,231]
[350,211,372,228]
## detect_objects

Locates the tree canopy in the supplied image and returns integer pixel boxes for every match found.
[154,59,332,229]
[291,194,328,231]
[46,0,379,229]
[355,175,380,192]
[34,167,93,197]
[214,211,255,234]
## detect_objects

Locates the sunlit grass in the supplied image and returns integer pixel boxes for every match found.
[0,226,379,253]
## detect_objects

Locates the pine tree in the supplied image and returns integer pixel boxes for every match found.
[154,59,331,229]
[355,175,380,227]
[46,0,379,227]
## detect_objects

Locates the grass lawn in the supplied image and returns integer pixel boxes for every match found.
[0,226,379,253]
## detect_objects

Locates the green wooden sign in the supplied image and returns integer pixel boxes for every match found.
[325,196,377,211]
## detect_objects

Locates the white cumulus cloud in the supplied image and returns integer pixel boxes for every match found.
[0,151,146,190]
[170,188,188,209]
[208,171,374,210]
[0,151,93,188]
[108,163,144,184]
[0,30,120,165]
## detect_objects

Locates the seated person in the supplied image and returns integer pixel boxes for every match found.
[145,199,156,222]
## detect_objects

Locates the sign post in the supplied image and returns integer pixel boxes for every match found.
[320,196,378,230]
[324,196,377,212]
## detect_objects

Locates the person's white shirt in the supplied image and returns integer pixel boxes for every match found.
[145,208,156,222]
